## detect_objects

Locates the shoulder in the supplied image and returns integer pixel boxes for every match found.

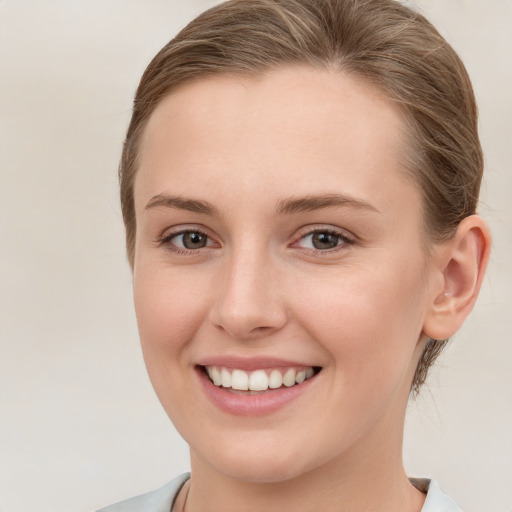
[95,473,190,512]
[411,478,463,512]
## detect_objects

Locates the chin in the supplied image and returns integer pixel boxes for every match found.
[192,434,323,485]
[216,456,309,484]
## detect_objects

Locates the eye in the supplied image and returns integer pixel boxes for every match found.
[158,229,217,252]
[295,229,354,251]
[173,231,209,249]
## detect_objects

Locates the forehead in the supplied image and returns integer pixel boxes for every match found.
[136,66,416,215]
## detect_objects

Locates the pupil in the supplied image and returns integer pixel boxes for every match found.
[183,232,206,249]
[312,232,339,249]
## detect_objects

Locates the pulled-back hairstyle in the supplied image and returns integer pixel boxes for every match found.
[119,0,483,393]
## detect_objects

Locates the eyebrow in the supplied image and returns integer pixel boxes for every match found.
[276,193,380,215]
[144,193,379,217]
[145,194,218,215]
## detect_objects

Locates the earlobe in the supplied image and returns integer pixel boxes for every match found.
[423,215,491,341]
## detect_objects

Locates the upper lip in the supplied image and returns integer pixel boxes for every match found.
[196,356,319,371]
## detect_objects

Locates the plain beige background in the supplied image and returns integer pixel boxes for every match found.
[0,1,510,511]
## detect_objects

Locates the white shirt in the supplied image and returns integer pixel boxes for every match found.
[96,473,462,512]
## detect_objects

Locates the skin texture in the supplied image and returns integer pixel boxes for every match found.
[132,67,490,512]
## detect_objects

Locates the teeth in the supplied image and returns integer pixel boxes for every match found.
[221,367,231,388]
[205,366,317,391]
[282,368,296,387]
[268,369,283,389]
[249,370,268,391]
[210,367,222,386]
[295,369,306,384]
[231,369,249,390]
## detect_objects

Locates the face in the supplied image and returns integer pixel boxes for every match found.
[133,67,435,484]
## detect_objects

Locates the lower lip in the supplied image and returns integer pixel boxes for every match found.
[196,367,318,416]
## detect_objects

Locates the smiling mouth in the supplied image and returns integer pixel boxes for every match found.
[202,365,321,393]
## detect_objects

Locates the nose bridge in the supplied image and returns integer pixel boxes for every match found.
[211,239,286,339]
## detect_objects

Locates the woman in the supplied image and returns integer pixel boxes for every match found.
[98,0,491,510]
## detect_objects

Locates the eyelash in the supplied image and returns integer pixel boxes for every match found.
[291,227,356,254]
[156,228,215,255]
[156,226,356,255]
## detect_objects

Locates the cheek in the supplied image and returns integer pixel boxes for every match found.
[291,263,426,385]
[133,268,214,428]
[133,268,210,368]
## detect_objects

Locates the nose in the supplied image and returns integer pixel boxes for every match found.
[209,248,287,341]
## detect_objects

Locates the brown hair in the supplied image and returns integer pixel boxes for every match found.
[119,0,483,393]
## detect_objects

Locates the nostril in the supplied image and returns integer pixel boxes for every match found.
[253,326,274,333]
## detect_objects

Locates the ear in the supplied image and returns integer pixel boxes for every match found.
[423,215,491,340]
